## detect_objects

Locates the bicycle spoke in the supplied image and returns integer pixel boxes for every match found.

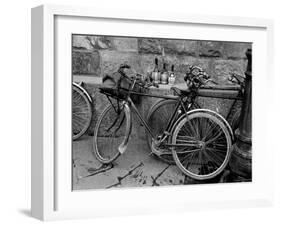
[175,140,199,145]
[191,118,200,140]
[106,112,122,132]
[73,109,90,114]
[203,119,216,138]
[175,147,201,154]
[73,113,89,121]
[185,119,197,138]
[203,122,220,142]
[205,131,223,145]
[73,118,86,127]
[176,135,197,141]
[207,147,226,165]
[182,124,195,137]
[201,150,220,170]
[197,150,204,175]
[201,117,209,138]
[201,150,217,175]
[206,147,227,162]
[182,151,195,169]
[72,85,92,140]
[189,151,201,173]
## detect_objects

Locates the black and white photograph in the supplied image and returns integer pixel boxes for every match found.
[72,34,252,190]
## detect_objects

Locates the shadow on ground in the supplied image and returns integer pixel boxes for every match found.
[72,129,228,190]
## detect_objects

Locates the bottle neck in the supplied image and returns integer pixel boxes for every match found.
[154,59,159,72]
[162,63,167,72]
[153,64,158,72]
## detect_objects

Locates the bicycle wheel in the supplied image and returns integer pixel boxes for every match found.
[93,103,131,164]
[146,99,198,163]
[171,110,232,180]
[72,84,92,140]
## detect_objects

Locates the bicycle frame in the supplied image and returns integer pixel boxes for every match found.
[127,95,182,141]
[102,74,243,149]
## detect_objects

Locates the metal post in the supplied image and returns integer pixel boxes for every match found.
[229,48,252,181]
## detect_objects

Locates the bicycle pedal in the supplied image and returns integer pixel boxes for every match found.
[152,139,161,147]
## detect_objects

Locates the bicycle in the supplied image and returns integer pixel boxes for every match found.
[72,82,93,140]
[93,64,242,180]
[146,65,244,163]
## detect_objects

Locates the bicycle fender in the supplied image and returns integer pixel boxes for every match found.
[118,103,132,154]
[190,109,235,142]
[73,82,93,103]
[170,108,235,143]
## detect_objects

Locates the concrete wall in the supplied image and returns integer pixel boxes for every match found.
[72,35,251,135]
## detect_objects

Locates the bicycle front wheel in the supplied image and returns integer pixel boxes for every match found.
[171,111,232,180]
[72,84,92,140]
[93,103,131,164]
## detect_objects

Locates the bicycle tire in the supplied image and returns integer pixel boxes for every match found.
[146,99,199,164]
[93,103,131,164]
[171,110,232,180]
[72,83,92,140]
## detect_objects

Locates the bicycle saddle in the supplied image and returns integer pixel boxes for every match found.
[99,86,117,95]
[170,87,191,96]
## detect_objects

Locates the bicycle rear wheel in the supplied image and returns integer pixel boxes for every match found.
[171,111,232,180]
[72,83,92,140]
[93,103,131,164]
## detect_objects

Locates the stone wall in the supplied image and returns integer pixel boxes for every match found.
[73,35,251,84]
[72,35,251,135]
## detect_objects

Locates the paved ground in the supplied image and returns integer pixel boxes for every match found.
[72,125,227,190]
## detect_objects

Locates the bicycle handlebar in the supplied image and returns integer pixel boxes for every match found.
[119,63,131,69]
[228,72,245,86]
[204,79,219,85]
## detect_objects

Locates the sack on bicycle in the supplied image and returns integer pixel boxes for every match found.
[101,64,145,103]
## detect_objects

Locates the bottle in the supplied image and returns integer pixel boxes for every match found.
[151,58,160,84]
[161,63,169,84]
[168,65,176,85]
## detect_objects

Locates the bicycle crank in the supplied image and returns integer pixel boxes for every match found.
[150,138,172,157]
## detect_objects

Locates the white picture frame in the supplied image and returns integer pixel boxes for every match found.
[31,4,274,221]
